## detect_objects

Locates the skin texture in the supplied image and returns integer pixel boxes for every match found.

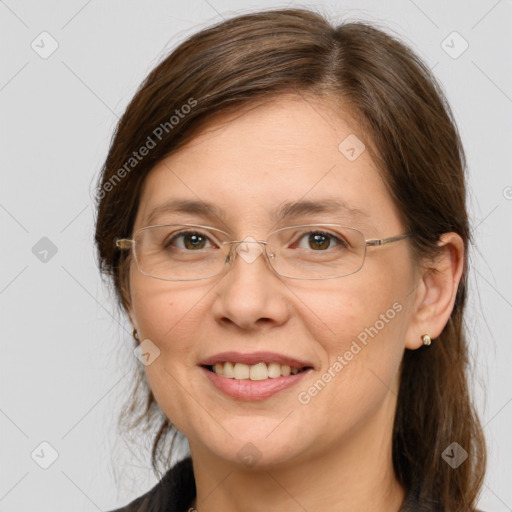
[126,96,464,512]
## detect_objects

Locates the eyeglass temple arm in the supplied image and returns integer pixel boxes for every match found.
[115,239,134,250]
[365,232,413,247]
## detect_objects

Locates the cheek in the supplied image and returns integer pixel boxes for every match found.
[129,274,205,433]
[129,270,194,361]
[302,270,409,394]
[301,284,406,425]
[301,268,407,350]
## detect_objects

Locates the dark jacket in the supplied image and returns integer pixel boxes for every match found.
[108,456,483,512]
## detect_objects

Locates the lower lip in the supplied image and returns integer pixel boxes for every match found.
[200,366,313,401]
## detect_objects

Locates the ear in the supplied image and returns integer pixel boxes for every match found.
[128,311,138,334]
[126,297,139,335]
[404,232,465,350]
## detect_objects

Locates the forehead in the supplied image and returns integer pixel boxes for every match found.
[133,96,400,235]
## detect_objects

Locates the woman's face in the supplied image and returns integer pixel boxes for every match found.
[127,96,420,469]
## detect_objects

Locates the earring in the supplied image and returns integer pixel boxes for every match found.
[422,334,432,346]
[132,328,140,342]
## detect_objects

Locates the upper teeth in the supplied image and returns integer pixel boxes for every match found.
[212,362,302,380]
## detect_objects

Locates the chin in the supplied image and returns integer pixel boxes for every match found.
[192,419,312,470]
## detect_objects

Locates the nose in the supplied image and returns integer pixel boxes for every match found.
[212,237,288,330]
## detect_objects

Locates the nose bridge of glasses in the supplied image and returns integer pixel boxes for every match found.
[222,238,271,267]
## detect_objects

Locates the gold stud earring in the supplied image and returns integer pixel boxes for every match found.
[422,334,432,346]
[132,328,140,342]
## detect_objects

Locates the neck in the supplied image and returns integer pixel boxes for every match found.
[188,397,406,512]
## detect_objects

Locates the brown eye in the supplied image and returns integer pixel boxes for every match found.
[165,231,213,250]
[294,231,348,251]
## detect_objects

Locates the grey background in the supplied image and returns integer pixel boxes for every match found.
[1,0,511,510]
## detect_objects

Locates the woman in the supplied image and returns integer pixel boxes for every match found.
[95,8,486,512]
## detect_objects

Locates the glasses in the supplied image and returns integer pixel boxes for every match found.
[115,223,413,281]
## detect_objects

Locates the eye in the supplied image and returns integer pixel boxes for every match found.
[293,230,349,251]
[164,230,216,250]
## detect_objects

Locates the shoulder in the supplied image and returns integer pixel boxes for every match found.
[107,457,196,512]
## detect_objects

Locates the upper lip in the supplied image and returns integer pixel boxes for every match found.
[199,351,314,370]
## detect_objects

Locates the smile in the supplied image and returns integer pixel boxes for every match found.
[205,361,310,380]
[200,364,313,401]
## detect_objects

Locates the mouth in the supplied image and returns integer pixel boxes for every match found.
[201,361,313,380]
[198,351,315,400]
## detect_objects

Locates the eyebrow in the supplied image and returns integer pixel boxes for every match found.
[144,198,369,227]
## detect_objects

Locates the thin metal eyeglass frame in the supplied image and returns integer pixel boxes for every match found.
[115,223,414,281]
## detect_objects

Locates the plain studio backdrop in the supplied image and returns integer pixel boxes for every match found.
[1,1,511,510]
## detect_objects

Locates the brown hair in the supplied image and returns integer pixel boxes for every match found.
[94,7,486,510]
